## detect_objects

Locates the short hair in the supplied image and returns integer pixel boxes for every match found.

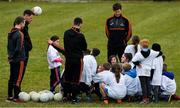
[102,63,111,70]
[91,48,100,57]
[152,43,161,51]
[113,3,122,11]
[50,35,59,42]
[122,63,131,72]
[140,39,150,48]
[83,49,91,55]
[123,53,132,62]
[23,9,35,16]
[14,16,25,25]
[74,17,83,26]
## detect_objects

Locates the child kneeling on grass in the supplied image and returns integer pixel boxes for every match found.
[94,63,127,104]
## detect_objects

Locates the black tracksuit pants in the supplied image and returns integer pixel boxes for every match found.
[50,66,61,92]
[139,76,151,99]
[8,61,25,99]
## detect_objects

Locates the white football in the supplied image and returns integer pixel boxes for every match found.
[31,92,40,102]
[54,92,63,101]
[47,92,54,101]
[32,6,42,16]
[39,93,49,102]
[29,91,37,97]
[19,92,30,102]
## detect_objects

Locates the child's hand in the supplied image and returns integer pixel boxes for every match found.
[48,39,53,45]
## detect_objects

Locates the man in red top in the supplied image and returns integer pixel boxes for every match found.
[105,3,132,62]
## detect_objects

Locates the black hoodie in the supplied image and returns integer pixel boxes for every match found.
[7,28,25,62]
[63,27,87,58]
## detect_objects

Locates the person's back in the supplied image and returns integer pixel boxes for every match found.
[81,54,97,86]
[161,72,176,95]
[64,28,87,58]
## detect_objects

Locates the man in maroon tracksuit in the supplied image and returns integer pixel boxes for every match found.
[105,3,132,62]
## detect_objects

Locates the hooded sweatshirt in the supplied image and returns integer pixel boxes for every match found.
[63,27,87,59]
[7,28,25,62]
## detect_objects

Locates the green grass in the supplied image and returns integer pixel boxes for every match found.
[0,1,180,107]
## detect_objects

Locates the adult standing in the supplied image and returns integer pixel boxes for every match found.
[20,10,34,87]
[7,16,26,102]
[105,3,132,62]
[22,9,34,66]
[62,17,87,103]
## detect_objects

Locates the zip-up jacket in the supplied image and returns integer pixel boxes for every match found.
[105,15,132,48]
[22,22,32,58]
[7,28,25,62]
[64,27,87,58]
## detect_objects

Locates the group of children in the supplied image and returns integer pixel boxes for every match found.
[47,35,180,104]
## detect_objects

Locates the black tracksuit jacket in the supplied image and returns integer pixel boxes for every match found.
[7,28,25,62]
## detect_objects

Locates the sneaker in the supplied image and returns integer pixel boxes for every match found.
[140,98,149,104]
[173,94,180,100]
[71,98,80,104]
[86,96,92,102]
[103,99,109,104]
[117,99,122,104]
[13,98,24,103]
[6,97,14,102]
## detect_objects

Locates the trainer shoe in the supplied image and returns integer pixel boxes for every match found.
[5,97,14,102]
[117,99,122,104]
[13,98,24,103]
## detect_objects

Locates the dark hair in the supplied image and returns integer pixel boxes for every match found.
[74,17,83,26]
[163,64,167,72]
[113,3,122,11]
[91,48,100,57]
[14,16,25,25]
[83,49,91,55]
[102,63,111,70]
[108,55,118,64]
[111,63,122,83]
[50,35,59,42]
[23,9,35,16]
[132,35,140,53]
[152,43,161,51]
[123,53,132,62]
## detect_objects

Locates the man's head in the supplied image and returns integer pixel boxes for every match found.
[112,3,122,17]
[73,17,83,29]
[50,35,60,45]
[14,16,25,30]
[23,9,34,24]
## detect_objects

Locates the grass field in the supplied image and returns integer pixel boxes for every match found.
[0,1,180,107]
